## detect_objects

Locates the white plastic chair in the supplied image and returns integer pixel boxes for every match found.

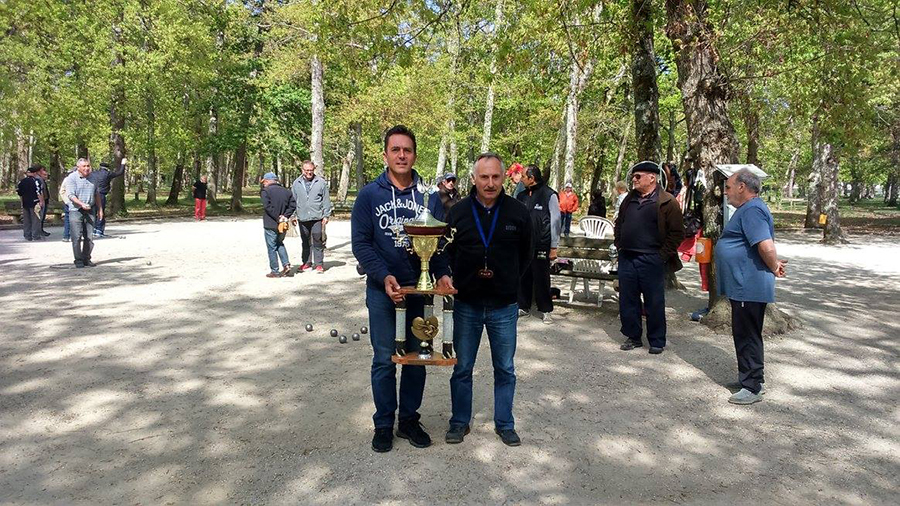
[578,216,614,239]
[569,217,616,306]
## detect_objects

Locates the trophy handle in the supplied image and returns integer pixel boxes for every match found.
[436,227,456,255]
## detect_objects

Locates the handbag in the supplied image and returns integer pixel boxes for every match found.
[286,219,299,237]
[681,169,703,237]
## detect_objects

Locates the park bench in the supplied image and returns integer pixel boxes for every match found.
[4,201,66,224]
[555,235,618,307]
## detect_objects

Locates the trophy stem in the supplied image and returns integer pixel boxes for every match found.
[416,259,434,291]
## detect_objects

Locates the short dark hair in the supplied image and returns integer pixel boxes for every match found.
[383,125,416,154]
[26,165,42,173]
[524,165,543,183]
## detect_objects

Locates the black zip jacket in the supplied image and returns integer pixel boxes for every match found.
[517,181,557,253]
[445,191,532,307]
[261,183,296,230]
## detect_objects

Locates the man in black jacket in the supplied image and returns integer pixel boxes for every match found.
[442,153,532,447]
[614,161,685,354]
[516,165,561,324]
[16,166,43,241]
[87,158,126,237]
[260,172,296,278]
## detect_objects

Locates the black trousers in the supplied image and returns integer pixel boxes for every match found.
[518,254,553,313]
[618,251,667,348]
[731,299,766,394]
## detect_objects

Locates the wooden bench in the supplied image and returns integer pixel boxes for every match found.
[555,236,618,307]
[4,201,66,224]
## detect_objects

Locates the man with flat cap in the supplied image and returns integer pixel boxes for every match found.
[613,161,684,354]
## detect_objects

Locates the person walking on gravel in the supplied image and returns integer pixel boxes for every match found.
[260,172,295,278]
[291,160,332,273]
[716,169,786,405]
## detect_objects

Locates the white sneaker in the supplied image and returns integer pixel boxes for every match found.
[517,309,529,318]
[728,388,762,405]
[541,313,553,324]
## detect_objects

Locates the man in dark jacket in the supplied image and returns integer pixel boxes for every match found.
[351,125,449,453]
[614,161,685,354]
[16,166,43,241]
[436,173,460,216]
[516,165,561,324]
[87,158,126,237]
[260,172,296,278]
[443,153,531,447]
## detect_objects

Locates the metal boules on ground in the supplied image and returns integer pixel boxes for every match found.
[330,329,338,337]
[360,326,368,334]
[305,324,313,332]
[352,333,360,341]
[338,335,348,344]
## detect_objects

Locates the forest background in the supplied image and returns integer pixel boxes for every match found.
[1,0,898,239]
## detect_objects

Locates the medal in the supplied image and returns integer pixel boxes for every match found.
[472,199,500,280]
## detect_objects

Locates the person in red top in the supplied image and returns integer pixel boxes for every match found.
[558,182,579,237]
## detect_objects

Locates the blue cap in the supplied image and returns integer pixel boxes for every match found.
[443,173,457,181]
[262,172,278,181]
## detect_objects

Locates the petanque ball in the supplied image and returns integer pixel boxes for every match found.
[330,329,338,337]
[339,335,348,344]
[360,326,368,334]
[305,324,313,332]
[352,333,360,341]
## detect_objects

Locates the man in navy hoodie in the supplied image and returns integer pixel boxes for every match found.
[351,125,449,453]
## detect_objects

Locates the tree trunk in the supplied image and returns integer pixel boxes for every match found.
[338,138,353,202]
[206,107,219,205]
[744,100,761,168]
[890,119,900,207]
[76,142,89,159]
[612,120,631,192]
[784,148,799,198]
[145,95,158,205]
[15,127,28,176]
[231,144,246,211]
[665,0,742,309]
[481,1,504,153]
[353,121,364,190]
[631,0,662,163]
[819,142,847,244]
[166,155,184,205]
[666,109,676,163]
[48,142,62,205]
[589,144,606,195]
[550,118,565,190]
[310,54,325,177]
[437,136,448,175]
[806,117,824,228]
[563,57,594,186]
[108,8,127,217]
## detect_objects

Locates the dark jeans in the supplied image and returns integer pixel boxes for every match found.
[62,204,71,240]
[263,228,290,273]
[518,254,553,313]
[618,251,667,348]
[21,203,41,240]
[298,219,325,267]
[366,286,426,429]
[731,299,766,394]
[69,208,94,265]
[450,301,518,430]
[94,193,108,235]
[561,212,573,236]
[39,200,48,232]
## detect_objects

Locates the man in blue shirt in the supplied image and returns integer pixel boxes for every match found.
[715,169,786,405]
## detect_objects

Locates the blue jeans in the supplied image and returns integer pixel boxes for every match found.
[94,193,108,235]
[450,301,518,430]
[561,212,573,236]
[367,286,426,429]
[618,251,667,348]
[69,208,94,265]
[263,228,290,273]
[62,204,70,240]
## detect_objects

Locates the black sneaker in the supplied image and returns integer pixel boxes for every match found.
[84,261,97,267]
[372,428,393,453]
[620,340,643,351]
[648,346,664,354]
[445,424,470,444]
[396,420,432,448]
[495,428,521,447]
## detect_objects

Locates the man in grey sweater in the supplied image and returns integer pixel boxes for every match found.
[291,160,333,273]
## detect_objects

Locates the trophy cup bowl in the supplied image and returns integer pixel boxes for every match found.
[403,224,446,291]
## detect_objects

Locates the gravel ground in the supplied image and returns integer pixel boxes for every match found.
[1,218,897,505]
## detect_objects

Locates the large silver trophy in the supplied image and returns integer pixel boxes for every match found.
[391,181,457,365]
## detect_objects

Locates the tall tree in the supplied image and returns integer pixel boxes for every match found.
[631,0,661,162]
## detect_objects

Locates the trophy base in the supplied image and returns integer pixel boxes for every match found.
[398,286,458,296]
[391,354,457,367]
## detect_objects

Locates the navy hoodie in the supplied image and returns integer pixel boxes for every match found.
[351,169,448,291]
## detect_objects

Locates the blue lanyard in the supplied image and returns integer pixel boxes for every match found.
[471,199,501,259]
